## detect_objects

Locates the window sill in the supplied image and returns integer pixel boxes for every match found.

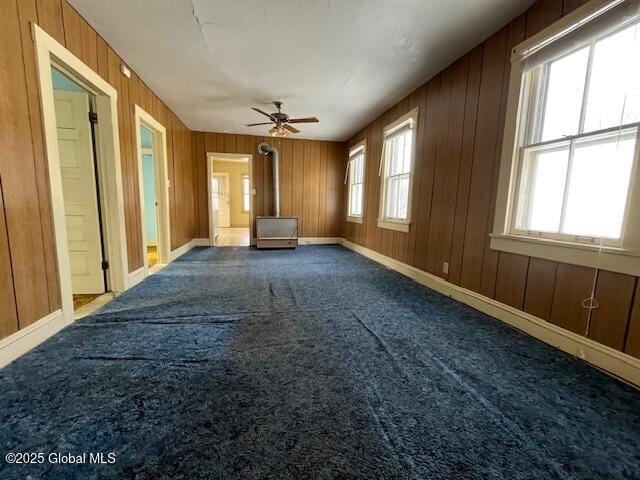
[490,233,640,276]
[377,219,410,233]
[346,215,364,224]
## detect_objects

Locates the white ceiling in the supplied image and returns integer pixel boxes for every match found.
[69,0,534,141]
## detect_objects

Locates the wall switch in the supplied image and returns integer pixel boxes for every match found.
[442,262,449,274]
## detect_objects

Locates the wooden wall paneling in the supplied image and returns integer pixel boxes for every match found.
[588,272,636,350]
[96,34,109,79]
[549,264,594,335]
[302,140,319,237]
[525,0,564,37]
[404,87,427,266]
[329,142,343,237]
[459,27,509,293]
[318,142,328,236]
[412,77,440,270]
[0,2,50,327]
[166,115,177,249]
[79,16,98,72]
[17,0,61,311]
[61,1,82,57]
[624,284,640,358]
[0,180,19,339]
[280,138,293,217]
[494,253,529,309]
[194,132,207,237]
[36,0,65,45]
[479,17,526,299]
[365,120,381,251]
[447,46,483,286]
[290,139,303,231]
[562,0,589,16]
[425,57,469,278]
[523,258,557,321]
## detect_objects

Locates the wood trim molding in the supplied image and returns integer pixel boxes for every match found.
[33,24,128,326]
[340,238,640,387]
[299,237,342,245]
[0,310,65,368]
[134,104,171,280]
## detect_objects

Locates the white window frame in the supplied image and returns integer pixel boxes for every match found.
[346,140,366,224]
[241,174,250,213]
[378,107,419,233]
[492,0,640,276]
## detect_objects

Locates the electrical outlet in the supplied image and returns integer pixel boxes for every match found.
[442,262,449,274]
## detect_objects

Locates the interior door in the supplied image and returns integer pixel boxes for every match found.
[213,173,231,228]
[54,90,105,294]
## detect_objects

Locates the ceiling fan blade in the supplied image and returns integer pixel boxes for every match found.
[252,107,275,120]
[283,124,300,133]
[288,116,319,123]
[245,122,273,126]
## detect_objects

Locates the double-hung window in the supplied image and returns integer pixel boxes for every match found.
[241,174,250,213]
[378,108,419,233]
[346,141,366,223]
[493,0,640,275]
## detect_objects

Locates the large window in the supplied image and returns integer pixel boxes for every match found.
[493,1,640,276]
[241,174,250,213]
[346,141,366,222]
[378,108,419,232]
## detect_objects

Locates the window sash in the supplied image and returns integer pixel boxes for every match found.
[511,127,638,245]
[348,152,365,217]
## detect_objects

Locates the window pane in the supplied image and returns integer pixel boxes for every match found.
[562,132,636,239]
[401,130,412,174]
[354,154,364,183]
[516,146,569,232]
[385,177,398,218]
[351,184,363,216]
[584,22,640,132]
[539,47,589,142]
[397,174,410,219]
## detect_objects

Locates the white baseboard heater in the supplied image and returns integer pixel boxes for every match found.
[256,142,298,249]
[256,216,298,249]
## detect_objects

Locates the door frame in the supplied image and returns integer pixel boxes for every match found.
[206,153,254,246]
[34,24,128,325]
[134,105,170,276]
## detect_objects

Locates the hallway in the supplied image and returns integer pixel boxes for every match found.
[1,246,639,479]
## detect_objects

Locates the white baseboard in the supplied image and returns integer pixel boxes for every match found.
[127,267,145,288]
[299,237,342,245]
[340,238,640,387]
[0,310,65,369]
[192,238,211,247]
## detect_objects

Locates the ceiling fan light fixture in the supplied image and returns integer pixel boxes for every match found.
[270,125,288,138]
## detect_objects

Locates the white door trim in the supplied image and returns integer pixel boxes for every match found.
[34,24,128,326]
[134,105,171,277]
[207,152,254,246]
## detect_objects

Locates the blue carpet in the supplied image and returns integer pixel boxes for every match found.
[1,245,639,479]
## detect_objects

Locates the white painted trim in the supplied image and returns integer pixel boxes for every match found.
[169,238,210,262]
[340,238,640,387]
[134,105,171,280]
[207,153,254,246]
[346,215,364,224]
[377,218,410,233]
[127,267,146,288]
[193,238,211,247]
[33,24,128,327]
[0,310,65,368]
[298,237,342,245]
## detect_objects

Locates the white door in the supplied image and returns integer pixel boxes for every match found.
[54,90,105,294]
[213,173,231,228]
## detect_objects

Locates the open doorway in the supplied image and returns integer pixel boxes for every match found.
[52,67,106,311]
[35,24,128,325]
[208,154,252,247]
[135,106,170,276]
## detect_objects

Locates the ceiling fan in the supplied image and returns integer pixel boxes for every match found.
[245,101,319,137]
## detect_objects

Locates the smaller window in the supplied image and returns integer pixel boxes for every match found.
[346,141,366,222]
[241,174,250,213]
[378,108,419,233]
